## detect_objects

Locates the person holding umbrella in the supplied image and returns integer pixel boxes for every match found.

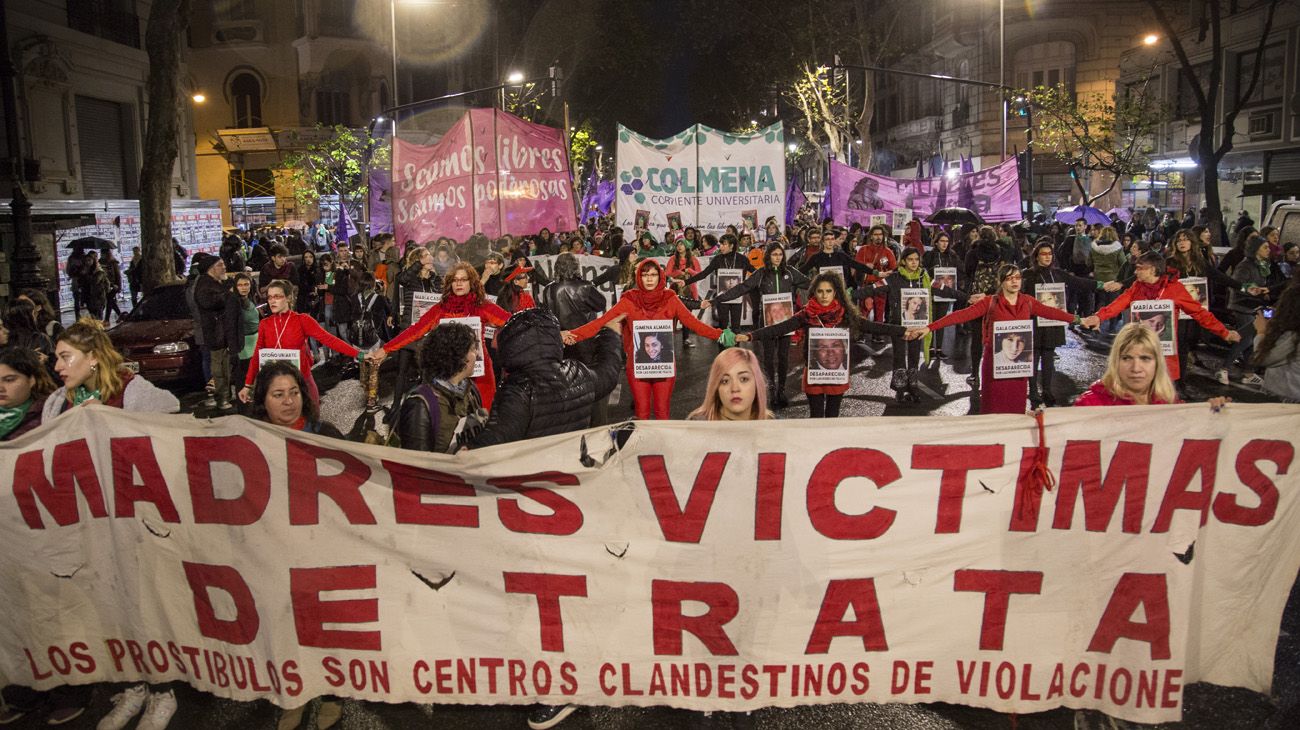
[78,250,110,323]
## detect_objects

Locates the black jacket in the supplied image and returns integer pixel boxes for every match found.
[395,264,441,326]
[684,251,755,292]
[397,379,483,453]
[193,274,238,351]
[802,250,874,288]
[538,277,606,330]
[468,308,623,448]
[712,265,810,325]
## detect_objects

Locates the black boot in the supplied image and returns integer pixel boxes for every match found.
[890,368,907,391]
[775,371,790,408]
[906,369,921,402]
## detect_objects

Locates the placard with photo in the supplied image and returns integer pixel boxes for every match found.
[761,292,794,332]
[1127,299,1176,355]
[635,210,650,230]
[741,209,758,232]
[992,320,1033,379]
[715,268,743,299]
[410,291,442,322]
[807,327,850,385]
[1178,277,1207,320]
[900,288,930,328]
[869,214,888,230]
[1035,283,1067,327]
[666,211,683,231]
[891,208,911,236]
[258,348,300,368]
[442,316,484,377]
[932,267,958,303]
[632,319,675,378]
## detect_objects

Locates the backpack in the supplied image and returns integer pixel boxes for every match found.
[357,293,382,347]
[385,384,440,450]
[971,260,1001,295]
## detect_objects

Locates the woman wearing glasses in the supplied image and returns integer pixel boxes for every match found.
[238,279,361,405]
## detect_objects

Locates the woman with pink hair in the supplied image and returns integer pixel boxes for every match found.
[687,347,773,421]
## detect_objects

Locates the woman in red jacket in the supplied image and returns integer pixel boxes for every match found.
[239,279,360,405]
[563,259,736,420]
[369,262,509,410]
[907,264,1080,414]
[1074,322,1231,409]
[1081,251,1240,381]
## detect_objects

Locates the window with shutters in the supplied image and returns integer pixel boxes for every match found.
[76,96,131,199]
[316,89,350,126]
[1014,41,1075,98]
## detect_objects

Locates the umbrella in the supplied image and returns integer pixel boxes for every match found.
[925,207,984,226]
[1054,205,1111,226]
[1105,207,1132,223]
[65,236,117,250]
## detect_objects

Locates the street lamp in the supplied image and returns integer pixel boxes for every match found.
[191,93,206,103]
[1142,33,1159,46]
[506,71,525,84]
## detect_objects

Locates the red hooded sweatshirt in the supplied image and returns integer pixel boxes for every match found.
[569,259,722,371]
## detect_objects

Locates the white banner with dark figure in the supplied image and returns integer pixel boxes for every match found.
[992,320,1033,379]
[807,328,850,385]
[1035,284,1067,327]
[900,289,930,329]
[1178,279,1208,321]
[442,316,485,377]
[2,406,1299,723]
[932,267,958,303]
[1127,300,1177,355]
[632,320,675,378]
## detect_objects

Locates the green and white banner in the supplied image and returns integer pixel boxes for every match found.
[616,123,786,238]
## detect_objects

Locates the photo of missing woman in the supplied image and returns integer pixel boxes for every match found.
[900,288,929,328]
[632,319,676,378]
[991,320,1034,379]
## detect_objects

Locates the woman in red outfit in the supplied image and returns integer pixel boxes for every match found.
[907,264,1080,414]
[497,263,537,313]
[1074,323,1179,406]
[369,262,509,410]
[1081,251,1240,381]
[239,279,360,405]
[562,259,736,420]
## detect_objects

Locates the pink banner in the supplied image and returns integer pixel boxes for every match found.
[391,109,577,244]
[829,158,1022,224]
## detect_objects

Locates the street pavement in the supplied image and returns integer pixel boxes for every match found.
[15,325,1296,729]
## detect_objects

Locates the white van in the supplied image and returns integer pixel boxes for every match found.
[1263,197,1300,244]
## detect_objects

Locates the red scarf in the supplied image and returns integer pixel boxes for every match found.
[800,297,845,328]
[440,292,483,315]
[624,260,674,309]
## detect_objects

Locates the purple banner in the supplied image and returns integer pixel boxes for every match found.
[369,168,392,235]
[785,175,806,227]
[828,157,1022,224]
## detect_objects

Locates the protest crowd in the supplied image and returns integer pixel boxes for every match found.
[2,202,1298,730]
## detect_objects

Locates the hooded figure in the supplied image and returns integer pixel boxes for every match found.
[566,259,734,419]
[469,308,623,446]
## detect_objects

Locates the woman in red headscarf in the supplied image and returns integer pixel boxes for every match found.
[563,259,736,419]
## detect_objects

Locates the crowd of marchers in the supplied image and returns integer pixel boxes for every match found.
[1,205,1298,730]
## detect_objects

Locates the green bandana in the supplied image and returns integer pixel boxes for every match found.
[72,385,102,405]
[0,399,33,439]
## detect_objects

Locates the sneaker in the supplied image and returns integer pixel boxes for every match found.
[0,707,26,725]
[135,690,176,730]
[314,700,342,729]
[1242,373,1264,386]
[527,704,578,730]
[45,707,85,726]
[1215,369,1230,385]
[96,685,147,730]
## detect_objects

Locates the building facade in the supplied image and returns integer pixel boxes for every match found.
[867,0,1162,214]
[1118,1,1300,222]
[187,0,392,228]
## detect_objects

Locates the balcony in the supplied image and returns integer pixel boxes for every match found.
[67,0,141,48]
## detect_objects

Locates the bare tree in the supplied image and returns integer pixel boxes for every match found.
[1144,0,1280,243]
[138,0,192,292]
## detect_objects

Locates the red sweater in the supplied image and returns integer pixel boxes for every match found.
[1094,275,1231,380]
[246,311,358,386]
[856,243,896,285]
[1073,381,1177,406]
[384,293,510,353]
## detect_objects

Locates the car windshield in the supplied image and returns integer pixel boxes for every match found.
[124,285,190,322]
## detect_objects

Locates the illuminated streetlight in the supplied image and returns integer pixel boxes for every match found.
[788,143,798,152]
[191,93,205,103]
[595,145,603,151]
[507,71,525,84]
[1143,33,1159,46]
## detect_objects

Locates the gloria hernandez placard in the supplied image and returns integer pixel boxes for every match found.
[1035,284,1067,327]
[806,327,850,385]
[992,320,1033,379]
[1127,300,1176,355]
[633,319,675,378]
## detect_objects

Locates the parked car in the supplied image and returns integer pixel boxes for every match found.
[108,283,200,385]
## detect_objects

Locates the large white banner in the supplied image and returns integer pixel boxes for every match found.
[616,123,786,237]
[3,405,1299,723]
